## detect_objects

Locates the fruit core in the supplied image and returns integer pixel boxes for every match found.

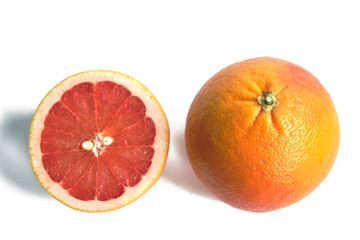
[81,135,114,156]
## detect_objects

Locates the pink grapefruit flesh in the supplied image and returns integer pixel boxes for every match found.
[29,71,169,212]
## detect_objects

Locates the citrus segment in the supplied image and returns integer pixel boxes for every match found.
[61,82,97,133]
[44,102,94,138]
[94,81,132,132]
[29,70,169,212]
[102,96,147,137]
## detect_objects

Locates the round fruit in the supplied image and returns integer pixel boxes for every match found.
[29,70,169,212]
[185,57,340,212]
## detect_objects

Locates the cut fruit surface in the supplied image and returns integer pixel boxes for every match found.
[29,70,169,212]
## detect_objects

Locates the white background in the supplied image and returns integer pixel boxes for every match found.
[0,0,359,239]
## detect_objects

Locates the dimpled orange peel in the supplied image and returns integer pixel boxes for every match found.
[185,57,340,212]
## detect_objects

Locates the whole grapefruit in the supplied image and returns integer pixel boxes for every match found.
[185,57,340,212]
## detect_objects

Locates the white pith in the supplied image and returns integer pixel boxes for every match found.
[29,70,169,212]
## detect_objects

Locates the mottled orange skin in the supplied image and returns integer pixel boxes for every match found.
[185,57,340,212]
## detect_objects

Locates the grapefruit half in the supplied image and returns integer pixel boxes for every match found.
[29,70,169,212]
